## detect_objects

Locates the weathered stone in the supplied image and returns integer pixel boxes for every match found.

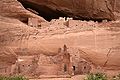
[18,0,115,20]
[0,0,46,22]
[1,0,120,77]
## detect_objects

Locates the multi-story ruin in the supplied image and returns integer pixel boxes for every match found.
[14,45,72,78]
[40,17,92,29]
[0,45,92,78]
[2,45,92,78]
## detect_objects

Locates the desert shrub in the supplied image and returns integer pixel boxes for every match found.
[0,76,28,80]
[84,73,107,80]
[112,74,120,80]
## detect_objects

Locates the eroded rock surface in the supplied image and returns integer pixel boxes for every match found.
[18,0,115,21]
[0,0,120,77]
[1,16,120,70]
[0,0,46,22]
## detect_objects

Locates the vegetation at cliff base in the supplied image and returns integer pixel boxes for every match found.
[84,73,107,80]
[0,76,28,80]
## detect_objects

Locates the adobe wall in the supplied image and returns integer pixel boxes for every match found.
[28,18,38,27]
[68,47,92,75]
[68,20,98,28]
[15,46,72,77]
[0,62,13,76]
[36,64,61,75]
[50,19,66,28]
[40,22,50,28]
[36,46,72,76]
[15,56,35,75]
[77,61,91,75]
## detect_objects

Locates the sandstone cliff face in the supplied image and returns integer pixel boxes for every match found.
[114,0,120,12]
[18,0,114,20]
[0,0,120,74]
[1,15,120,70]
[0,47,17,65]
[0,0,46,64]
[109,0,120,20]
[0,0,46,22]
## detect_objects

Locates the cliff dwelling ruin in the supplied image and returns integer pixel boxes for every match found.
[18,0,117,21]
[1,0,120,80]
[27,17,100,29]
[0,45,92,78]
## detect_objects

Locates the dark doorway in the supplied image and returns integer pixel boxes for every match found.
[73,66,76,71]
[64,64,67,72]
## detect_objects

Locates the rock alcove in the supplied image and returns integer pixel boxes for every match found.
[17,0,115,21]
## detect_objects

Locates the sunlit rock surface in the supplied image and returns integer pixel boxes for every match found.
[0,0,120,77]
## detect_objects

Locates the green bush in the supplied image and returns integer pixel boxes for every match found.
[0,76,28,80]
[85,73,107,80]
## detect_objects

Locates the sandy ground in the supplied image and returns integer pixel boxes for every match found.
[30,75,86,80]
